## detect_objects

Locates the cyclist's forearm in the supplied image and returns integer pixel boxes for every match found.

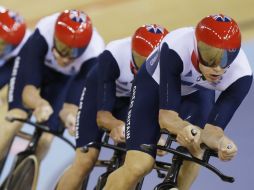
[96,110,124,131]
[22,85,44,109]
[159,109,191,135]
[201,124,224,150]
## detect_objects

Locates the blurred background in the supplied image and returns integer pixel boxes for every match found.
[0,0,253,190]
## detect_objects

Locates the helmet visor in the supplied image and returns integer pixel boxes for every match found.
[53,37,86,59]
[0,39,15,58]
[197,41,240,68]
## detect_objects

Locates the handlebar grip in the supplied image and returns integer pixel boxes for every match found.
[100,127,110,134]
[5,116,19,123]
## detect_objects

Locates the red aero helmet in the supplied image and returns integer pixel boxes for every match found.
[0,8,26,45]
[132,24,169,57]
[195,14,241,50]
[55,10,93,48]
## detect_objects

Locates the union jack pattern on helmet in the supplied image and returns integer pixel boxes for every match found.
[55,10,93,48]
[132,24,169,57]
[0,7,26,45]
[195,14,241,68]
[195,14,241,50]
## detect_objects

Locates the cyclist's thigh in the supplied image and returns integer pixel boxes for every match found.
[126,67,160,158]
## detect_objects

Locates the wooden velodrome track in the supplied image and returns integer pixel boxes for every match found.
[1,0,254,42]
[0,0,253,115]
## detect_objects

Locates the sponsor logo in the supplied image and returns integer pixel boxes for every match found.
[8,56,20,103]
[75,86,86,140]
[126,85,137,140]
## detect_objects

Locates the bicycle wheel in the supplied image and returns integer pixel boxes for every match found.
[0,147,9,176]
[3,155,39,190]
[0,137,15,177]
[154,182,178,190]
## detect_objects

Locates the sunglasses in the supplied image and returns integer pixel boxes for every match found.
[53,38,86,59]
[0,39,16,57]
[198,48,240,69]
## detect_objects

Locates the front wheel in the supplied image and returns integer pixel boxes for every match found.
[3,155,39,190]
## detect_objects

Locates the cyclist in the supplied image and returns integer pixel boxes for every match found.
[0,7,31,160]
[104,14,253,190]
[0,10,104,163]
[56,24,168,190]
[0,7,30,104]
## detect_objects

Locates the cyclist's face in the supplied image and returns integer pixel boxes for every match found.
[199,63,224,82]
[52,47,73,67]
[197,41,225,82]
[132,50,147,69]
[53,38,74,67]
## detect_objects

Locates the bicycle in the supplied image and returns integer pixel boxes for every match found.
[141,129,235,190]
[82,128,170,190]
[0,117,75,190]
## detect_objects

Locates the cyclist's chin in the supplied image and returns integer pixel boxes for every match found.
[206,74,222,82]
[57,60,72,67]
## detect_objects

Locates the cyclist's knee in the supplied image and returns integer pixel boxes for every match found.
[73,148,99,172]
[0,109,27,135]
[123,150,154,178]
[38,133,54,148]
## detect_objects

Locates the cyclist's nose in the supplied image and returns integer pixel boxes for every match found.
[213,65,223,73]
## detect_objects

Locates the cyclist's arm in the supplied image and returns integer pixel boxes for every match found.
[158,43,191,135]
[97,111,125,131]
[8,29,47,111]
[23,85,46,109]
[202,75,253,149]
[21,29,48,109]
[96,50,122,131]
[0,57,15,89]
[65,58,98,106]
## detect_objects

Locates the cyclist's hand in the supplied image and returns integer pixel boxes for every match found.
[177,125,201,152]
[64,114,76,136]
[218,136,238,161]
[33,100,53,123]
[110,125,125,143]
[156,136,167,156]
